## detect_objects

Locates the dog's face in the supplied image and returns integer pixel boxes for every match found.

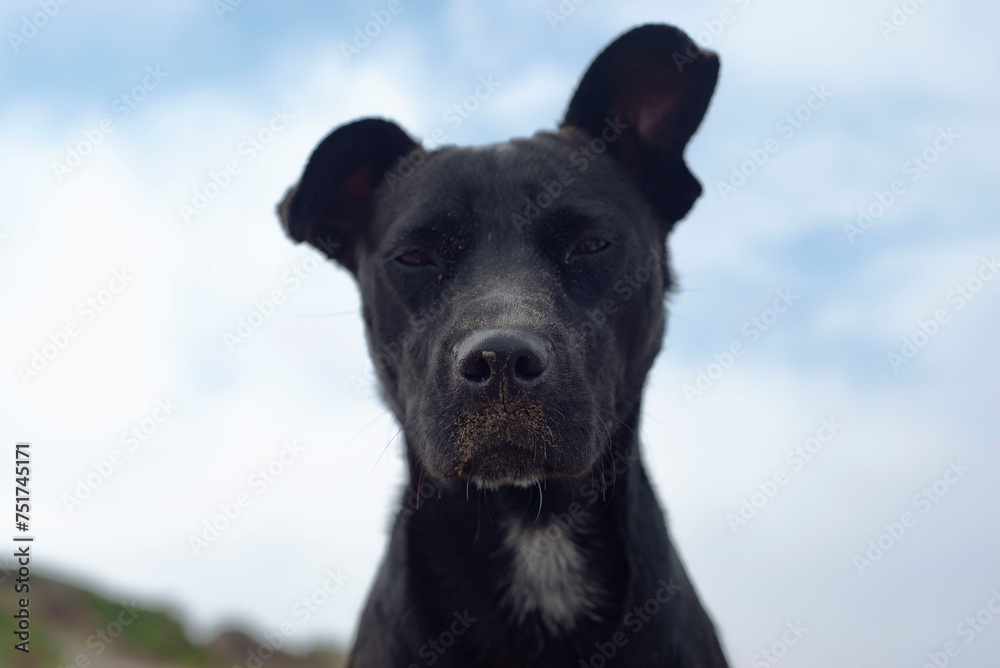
[279,25,718,487]
[352,134,672,487]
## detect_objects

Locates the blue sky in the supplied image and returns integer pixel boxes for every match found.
[2,0,998,665]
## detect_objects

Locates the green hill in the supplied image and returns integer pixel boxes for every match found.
[0,571,345,668]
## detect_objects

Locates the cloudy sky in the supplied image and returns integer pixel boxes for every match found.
[2,0,998,665]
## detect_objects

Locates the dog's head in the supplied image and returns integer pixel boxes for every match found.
[278,25,718,488]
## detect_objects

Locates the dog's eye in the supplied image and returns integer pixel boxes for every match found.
[572,238,610,256]
[396,250,434,267]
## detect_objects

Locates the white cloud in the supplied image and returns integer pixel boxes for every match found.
[1,0,998,662]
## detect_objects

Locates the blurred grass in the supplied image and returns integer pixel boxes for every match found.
[0,570,345,668]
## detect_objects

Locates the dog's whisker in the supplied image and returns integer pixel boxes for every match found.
[344,408,393,452]
[587,406,614,453]
[370,380,438,471]
[371,423,405,472]
[591,401,647,453]
[534,480,544,524]
[474,492,482,541]
[292,310,360,317]
[482,485,495,525]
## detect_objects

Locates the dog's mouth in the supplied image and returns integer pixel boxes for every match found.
[452,394,556,487]
[405,324,608,487]
[409,391,604,488]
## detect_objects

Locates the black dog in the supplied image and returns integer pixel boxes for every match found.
[278,24,727,668]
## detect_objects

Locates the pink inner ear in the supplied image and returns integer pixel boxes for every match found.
[631,91,680,149]
[341,164,373,203]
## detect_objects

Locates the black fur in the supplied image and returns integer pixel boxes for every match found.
[278,24,728,667]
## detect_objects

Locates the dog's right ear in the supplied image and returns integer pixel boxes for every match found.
[277,118,419,273]
[561,24,719,227]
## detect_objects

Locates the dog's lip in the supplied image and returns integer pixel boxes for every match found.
[468,473,542,491]
[454,444,546,475]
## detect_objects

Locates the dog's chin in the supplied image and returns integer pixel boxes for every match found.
[449,443,548,488]
[413,402,604,487]
[422,435,601,491]
[468,473,543,492]
[463,457,597,491]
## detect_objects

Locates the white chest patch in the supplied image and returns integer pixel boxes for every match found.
[501,519,604,634]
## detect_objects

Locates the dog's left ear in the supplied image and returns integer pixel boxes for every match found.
[561,24,719,226]
[277,118,419,273]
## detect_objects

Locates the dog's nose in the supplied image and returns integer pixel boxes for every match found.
[454,329,552,390]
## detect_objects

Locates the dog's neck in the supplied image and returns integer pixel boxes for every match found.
[402,430,637,630]
[381,408,728,666]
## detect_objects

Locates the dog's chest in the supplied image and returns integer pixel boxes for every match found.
[500,519,604,634]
